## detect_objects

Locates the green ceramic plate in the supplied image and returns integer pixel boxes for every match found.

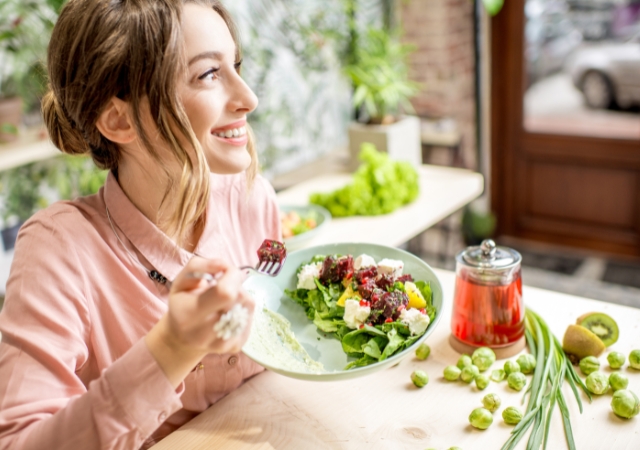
[280,204,331,251]
[242,243,444,381]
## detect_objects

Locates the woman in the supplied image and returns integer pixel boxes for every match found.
[0,1,281,448]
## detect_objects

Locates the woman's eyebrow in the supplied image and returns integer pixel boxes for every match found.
[188,51,223,66]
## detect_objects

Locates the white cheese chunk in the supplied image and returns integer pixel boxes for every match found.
[377,258,404,278]
[343,299,371,329]
[296,262,322,290]
[354,254,376,270]
[399,308,430,336]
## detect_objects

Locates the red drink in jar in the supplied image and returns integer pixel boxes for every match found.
[451,269,524,347]
[451,239,524,349]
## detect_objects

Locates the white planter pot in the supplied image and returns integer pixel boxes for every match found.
[348,115,422,170]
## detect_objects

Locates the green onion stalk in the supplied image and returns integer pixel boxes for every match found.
[501,309,591,450]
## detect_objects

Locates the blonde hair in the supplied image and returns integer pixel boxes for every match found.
[42,0,258,245]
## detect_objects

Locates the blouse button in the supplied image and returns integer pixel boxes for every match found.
[158,412,167,422]
[228,356,238,366]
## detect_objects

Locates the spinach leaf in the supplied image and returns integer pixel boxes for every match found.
[341,325,387,355]
[342,331,370,356]
[363,336,387,359]
[400,335,422,351]
[379,328,406,361]
[379,321,411,336]
[313,311,345,333]
[344,355,378,370]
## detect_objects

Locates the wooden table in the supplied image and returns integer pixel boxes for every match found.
[151,269,640,449]
[275,164,484,248]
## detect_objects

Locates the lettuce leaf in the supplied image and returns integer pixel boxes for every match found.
[309,143,419,217]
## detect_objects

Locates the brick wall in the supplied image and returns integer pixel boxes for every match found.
[400,0,477,170]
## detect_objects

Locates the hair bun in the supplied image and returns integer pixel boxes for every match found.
[42,90,90,156]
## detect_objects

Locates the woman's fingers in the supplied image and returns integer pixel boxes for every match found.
[196,265,247,313]
[170,257,230,293]
[167,256,256,353]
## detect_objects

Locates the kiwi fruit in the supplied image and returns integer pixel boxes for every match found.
[562,324,606,363]
[576,312,619,347]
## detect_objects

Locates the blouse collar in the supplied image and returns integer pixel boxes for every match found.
[103,171,218,283]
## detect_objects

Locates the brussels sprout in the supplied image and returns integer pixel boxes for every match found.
[447,448,463,450]
[585,372,609,395]
[469,407,493,430]
[411,370,429,388]
[607,352,626,370]
[611,389,640,419]
[517,354,536,374]
[482,393,502,413]
[507,372,527,391]
[472,347,496,372]
[579,356,600,376]
[629,350,640,370]
[475,374,490,390]
[444,365,462,381]
[502,406,523,425]
[609,372,629,392]
[461,365,480,383]
[457,354,472,370]
[415,343,431,360]
[504,360,520,375]
[490,369,506,382]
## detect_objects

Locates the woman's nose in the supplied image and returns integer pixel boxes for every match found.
[227,74,258,114]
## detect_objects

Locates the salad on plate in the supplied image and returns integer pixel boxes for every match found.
[285,253,436,369]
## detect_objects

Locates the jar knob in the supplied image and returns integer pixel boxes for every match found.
[480,239,497,259]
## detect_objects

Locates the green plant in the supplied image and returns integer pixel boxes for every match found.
[46,155,108,200]
[0,0,63,111]
[461,205,496,246]
[344,26,419,124]
[0,155,106,226]
[0,162,48,224]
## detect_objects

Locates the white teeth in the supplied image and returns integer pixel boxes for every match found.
[213,126,247,138]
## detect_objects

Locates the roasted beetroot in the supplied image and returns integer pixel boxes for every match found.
[319,255,354,284]
[257,239,287,262]
[397,274,414,283]
[355,266,378,284]
[376,274,394,291]
[368,290,408,324]
[357,279,378,299]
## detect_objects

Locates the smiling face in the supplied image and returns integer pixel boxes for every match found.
[178,3,258,174]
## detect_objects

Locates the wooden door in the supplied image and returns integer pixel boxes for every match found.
[491,0,640,257]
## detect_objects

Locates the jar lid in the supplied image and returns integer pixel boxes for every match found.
[459,239,521,270]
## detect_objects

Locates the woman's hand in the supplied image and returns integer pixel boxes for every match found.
[145,257,254,387]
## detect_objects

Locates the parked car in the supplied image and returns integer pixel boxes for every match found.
[525,0,584,85]
[567,31,640,109]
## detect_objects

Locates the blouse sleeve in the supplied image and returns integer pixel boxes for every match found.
[0,212,182,450]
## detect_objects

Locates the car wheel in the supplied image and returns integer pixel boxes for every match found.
[581,71,614,109]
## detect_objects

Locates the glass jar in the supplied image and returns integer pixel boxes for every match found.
[451,239,524,348]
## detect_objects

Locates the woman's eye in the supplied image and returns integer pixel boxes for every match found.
[198,68,220,81]
[234,59,243,72]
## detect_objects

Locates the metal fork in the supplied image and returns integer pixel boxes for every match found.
[183,239,287,286]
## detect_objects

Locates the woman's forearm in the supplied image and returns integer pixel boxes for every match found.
[145,314,207,389]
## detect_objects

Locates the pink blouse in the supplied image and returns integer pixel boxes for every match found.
[0,171,281,449]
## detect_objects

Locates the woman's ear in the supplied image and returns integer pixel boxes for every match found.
[95,97,136,144]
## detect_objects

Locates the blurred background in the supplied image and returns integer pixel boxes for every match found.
[0,0,638,309]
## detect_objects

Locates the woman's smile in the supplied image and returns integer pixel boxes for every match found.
[211,119,248,146]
